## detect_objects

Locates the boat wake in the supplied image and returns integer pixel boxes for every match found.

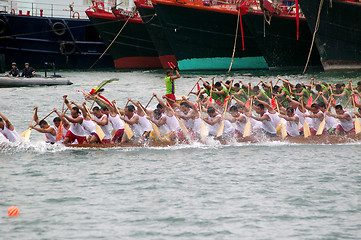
[0,140,67,154]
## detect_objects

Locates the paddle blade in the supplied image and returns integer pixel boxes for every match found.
[201,122,207,140]
[271,98,276,109]
[307,96,313,107]
[216,121,224,138]
[355,117,361,134]
[95,124,105,141]
[20,128,31,139]
[178,118,189,136]
[280,123,287,139]
[243,119,251,138]
[151,122,161,139]
[55,123,63,141]
[124,123,134,139]
[316,120,326,135]
[303,121,311,138]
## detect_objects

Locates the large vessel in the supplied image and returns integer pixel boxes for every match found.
[151,0,268,71]
[85,1,162,69]
[134,0,178,69]
[298,0,361,71]
[240,0,321,70]
[0,1,114,69]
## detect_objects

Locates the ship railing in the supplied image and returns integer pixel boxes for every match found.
[0,0,106,19]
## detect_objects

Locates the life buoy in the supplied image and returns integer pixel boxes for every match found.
[51,22,66,36]
[0,19,6,35]
[59,42,76,56]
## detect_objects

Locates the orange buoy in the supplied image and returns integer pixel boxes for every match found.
[8,206,19,217]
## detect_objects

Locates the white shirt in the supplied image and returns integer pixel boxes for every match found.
[69,116,86,137]
[94,114,111,140]
[206,114,221,136]
[0,126,20,142]
[45,125,56,143]
[81,118,96,135]
[108,114,124,131]
[152,114,170,135]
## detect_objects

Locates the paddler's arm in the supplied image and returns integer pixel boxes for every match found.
[93,114,108,126]
[304,112,323,119]
[254,97,276,114]
[61,113,83,124]
[0,112,15,131]
[203,116,221,125]
[286,96,302,108]
[54,108,70,129]
[121,114,139,125]
[327,111,351,120]
[211,89,225,95]
[30,125,56,135]
[170,69,180,81]
[220,80,230,89]
[63,95,72,111]
[95,96,116,114]
[70,101,86,118]
[251,113,270,122]
[33,106,39,125]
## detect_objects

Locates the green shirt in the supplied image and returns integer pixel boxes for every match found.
[165,76,174,95]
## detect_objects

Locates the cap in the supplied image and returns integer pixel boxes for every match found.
[11,62,16,66]
[25,62,29,65]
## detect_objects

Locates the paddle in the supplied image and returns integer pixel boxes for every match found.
[145,95,155,109]
[197,101,208,140]
[307,78,314,107]
[316,97,333,135]
[19,110,36,139]
[83,104,105,141]
[243,98,253,138]
[113,102,134,140]
[274,98,287,139]
[166,100,189,136]
[187,79,201,96]
[300,99,311,138]
[138,104,161,140]
[352,95,361,134]
[207,78,214,107]
[216,82,233,137]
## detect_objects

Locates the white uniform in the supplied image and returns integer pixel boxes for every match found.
[268,112,280,128]
[165,114,181,132]
[94,114,111,140]
[206,114,221,136]
[81,118,96,135]
[45,125,56,143]
[223,120,235,136]
[285,118,300,137]
[180,110,195,130]
[311,110,323,131]
[152,114,170,135]
[261,112,277,135]
[193,117,202,136]
[138,114,153,132]
[338,111,354,132]
[0,126,20,142]
[235,113,247,134]
[108,114,124,131]
[69,116,86,137]
[325,114,338,130]
[125,113,142,136]
[295,107,305,125]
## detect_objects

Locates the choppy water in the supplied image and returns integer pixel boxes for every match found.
[1,70,361,239]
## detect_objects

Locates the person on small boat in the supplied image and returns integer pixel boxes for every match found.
[4,62,20,77]
[303,103,328,136]
[202,106,222,137]
[249,103,277,138]
[21,63,36,78]
[226,105,247,138]
[164,67,180,107]
[30,106,56,144]
[121,104,153,141]
[148,109,171,141]
[327,105,355,135]
[279,107,300,137]
[0,112,20,142]
[92,106,111,143]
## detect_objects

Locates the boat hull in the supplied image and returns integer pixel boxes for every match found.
[0,76,72,87]
[86,11,162,69]
[152,0,268,71]
[134,0,178,69]
[242,11,322,70]
[298,0,361,71]
[0,14,114,69]
[65,134,361,148]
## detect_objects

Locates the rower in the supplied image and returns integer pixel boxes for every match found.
[4,62,20,77]
[178,101,197,137]
[164,67,180,107]
[202,106,222,137]
[53,108,70,142]
[181,96,204,139]
[279,107,300,137]
[227,105,247,138]
[92,106,111,143]
[30,106,56,144]
[121,104,153,140]
[0,112,20,142]
[327,105,355,135]
[149,109,171,140]
[61,98,87,144]
[303,103,328,136]
[249,103,277,138]
[21,62,36,78]
[319,102,338,135]
[291,83,311,103]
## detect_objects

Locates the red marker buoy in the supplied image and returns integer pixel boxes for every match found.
[8,206,19,217]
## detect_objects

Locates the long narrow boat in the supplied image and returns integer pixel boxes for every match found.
[0,10,114,69]
[298,0,361,71]
[65,134,361,148]
[134,0,178,69]
[0,76,72,87]
[151,0,268,71]
[85,2,162,69]
[240,0,321,71]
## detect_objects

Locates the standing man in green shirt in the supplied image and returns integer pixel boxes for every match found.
[164,67,180,107]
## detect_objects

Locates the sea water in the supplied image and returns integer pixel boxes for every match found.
[1,70,361,239]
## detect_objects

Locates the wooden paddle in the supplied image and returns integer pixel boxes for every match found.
[300,99,311,138]
[187,79,201,96]
[216,82,233,137]
[316,97,333,135]
[275,98,287,139]
[243,98,253,138]
[145,96,155,109]
[20,109,54,139]
[83,104,105,141]
[352,96,361,134]
[113,102,134,140]
[166,101,189,136]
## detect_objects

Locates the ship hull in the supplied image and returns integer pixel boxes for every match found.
[134,0,178,69]
[152,0,268,71]
[0,14,114,69]
[298,0,361,71]
[242,11,322,70]
[86,11,162,69]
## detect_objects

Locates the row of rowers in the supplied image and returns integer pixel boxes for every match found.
[193,77,361,108]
